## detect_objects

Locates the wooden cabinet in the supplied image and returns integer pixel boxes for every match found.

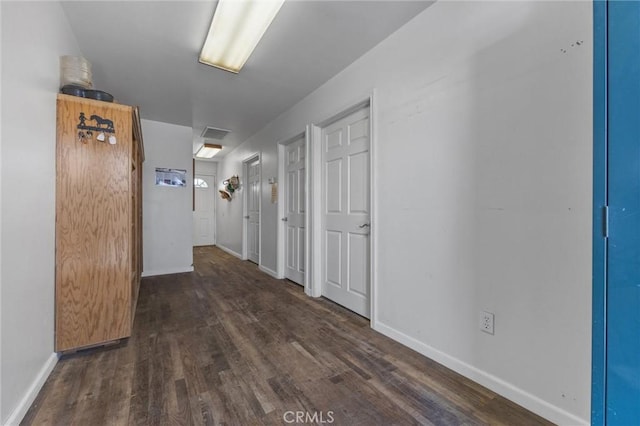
[55,94,144,352]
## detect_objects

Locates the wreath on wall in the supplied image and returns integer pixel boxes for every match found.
[219,175,239,201]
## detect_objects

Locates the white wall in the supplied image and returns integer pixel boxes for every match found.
[1,3,4,418]
[0,2,81,423]
[216,149,269,259]
[216,2,592,424]
[141,119,194,277]
[194,159,217,176]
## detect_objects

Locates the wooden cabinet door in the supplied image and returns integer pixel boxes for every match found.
[55,95,133,352]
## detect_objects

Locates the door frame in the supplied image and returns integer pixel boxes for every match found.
[308,91,377,325]
[277,130,311,292]
[193,172,217,246]
[242,153,261,263]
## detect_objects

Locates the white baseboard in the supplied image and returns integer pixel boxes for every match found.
[215,244,242,259]
[372,321,588,426]
[141,265,194,277]
[4,353,58,426]
[258,265,279,279]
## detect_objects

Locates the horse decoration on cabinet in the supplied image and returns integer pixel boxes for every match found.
[77,112,117,145]
[89,114,114,132]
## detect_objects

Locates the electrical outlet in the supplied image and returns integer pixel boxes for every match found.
[480,311,495,335]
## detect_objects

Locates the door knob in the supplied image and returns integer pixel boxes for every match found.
[358,223,370,228]
[281,217,288,222]
[244,215,249,219]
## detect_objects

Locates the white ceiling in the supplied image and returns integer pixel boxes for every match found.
[61,1,433,159]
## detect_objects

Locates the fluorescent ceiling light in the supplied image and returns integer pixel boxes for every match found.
[199,0,285,73]
[196,143,222,158]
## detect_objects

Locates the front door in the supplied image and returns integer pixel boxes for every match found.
[193,174,215,246]
[321,106,371,318]
[247,157,260,264]
[284,136,306,285]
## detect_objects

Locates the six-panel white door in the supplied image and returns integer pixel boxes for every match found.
[321,106,371,318]
[247,158,261,264]
[284,136,305,285]
[193,174,216,246]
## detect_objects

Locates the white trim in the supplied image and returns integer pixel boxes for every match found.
[259,265,279,279]
[315,99,371,129]
[277,142,286,278]
[216,244,243,259]
[303,125,312,297]
[213,174,218,246]
[368,90,378,328]
[309,124,323,298]
[257,157,262,266]
[141,266,194,277]
[4,353,58,426]
[373,321,588,426]
[241,162,248,260]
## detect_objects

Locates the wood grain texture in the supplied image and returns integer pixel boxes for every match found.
[131,107,144,323]
[30,246,552,425]
[55,94,136,351]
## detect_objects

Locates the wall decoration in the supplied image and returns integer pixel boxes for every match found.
[267,178,277,203]
[224,175,240,193]
[77,112,117,145]
[219,175,240,201]
[155,168,187,187]
[77,112,115,133]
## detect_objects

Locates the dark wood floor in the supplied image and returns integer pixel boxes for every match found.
[23,246,552,425]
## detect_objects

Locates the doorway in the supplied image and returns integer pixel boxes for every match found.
[280,134,306,285]
[243,155,261,264]
[319,103,372,318]
[193,174,216,246]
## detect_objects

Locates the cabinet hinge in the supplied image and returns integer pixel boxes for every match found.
[603,205,609,238]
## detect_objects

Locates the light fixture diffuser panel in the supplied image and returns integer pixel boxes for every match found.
[196,143,222,159]
[199,0,285,73]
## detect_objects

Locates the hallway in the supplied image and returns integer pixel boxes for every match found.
[23,247,550,425]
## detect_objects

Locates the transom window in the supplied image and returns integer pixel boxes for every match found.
[194,178,209,188]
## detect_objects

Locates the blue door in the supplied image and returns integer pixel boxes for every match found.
[594,1,640,424]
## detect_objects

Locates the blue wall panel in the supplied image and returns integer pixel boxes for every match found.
[606,1,640,424]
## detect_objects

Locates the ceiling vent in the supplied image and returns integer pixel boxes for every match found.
[201,126,230,140]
